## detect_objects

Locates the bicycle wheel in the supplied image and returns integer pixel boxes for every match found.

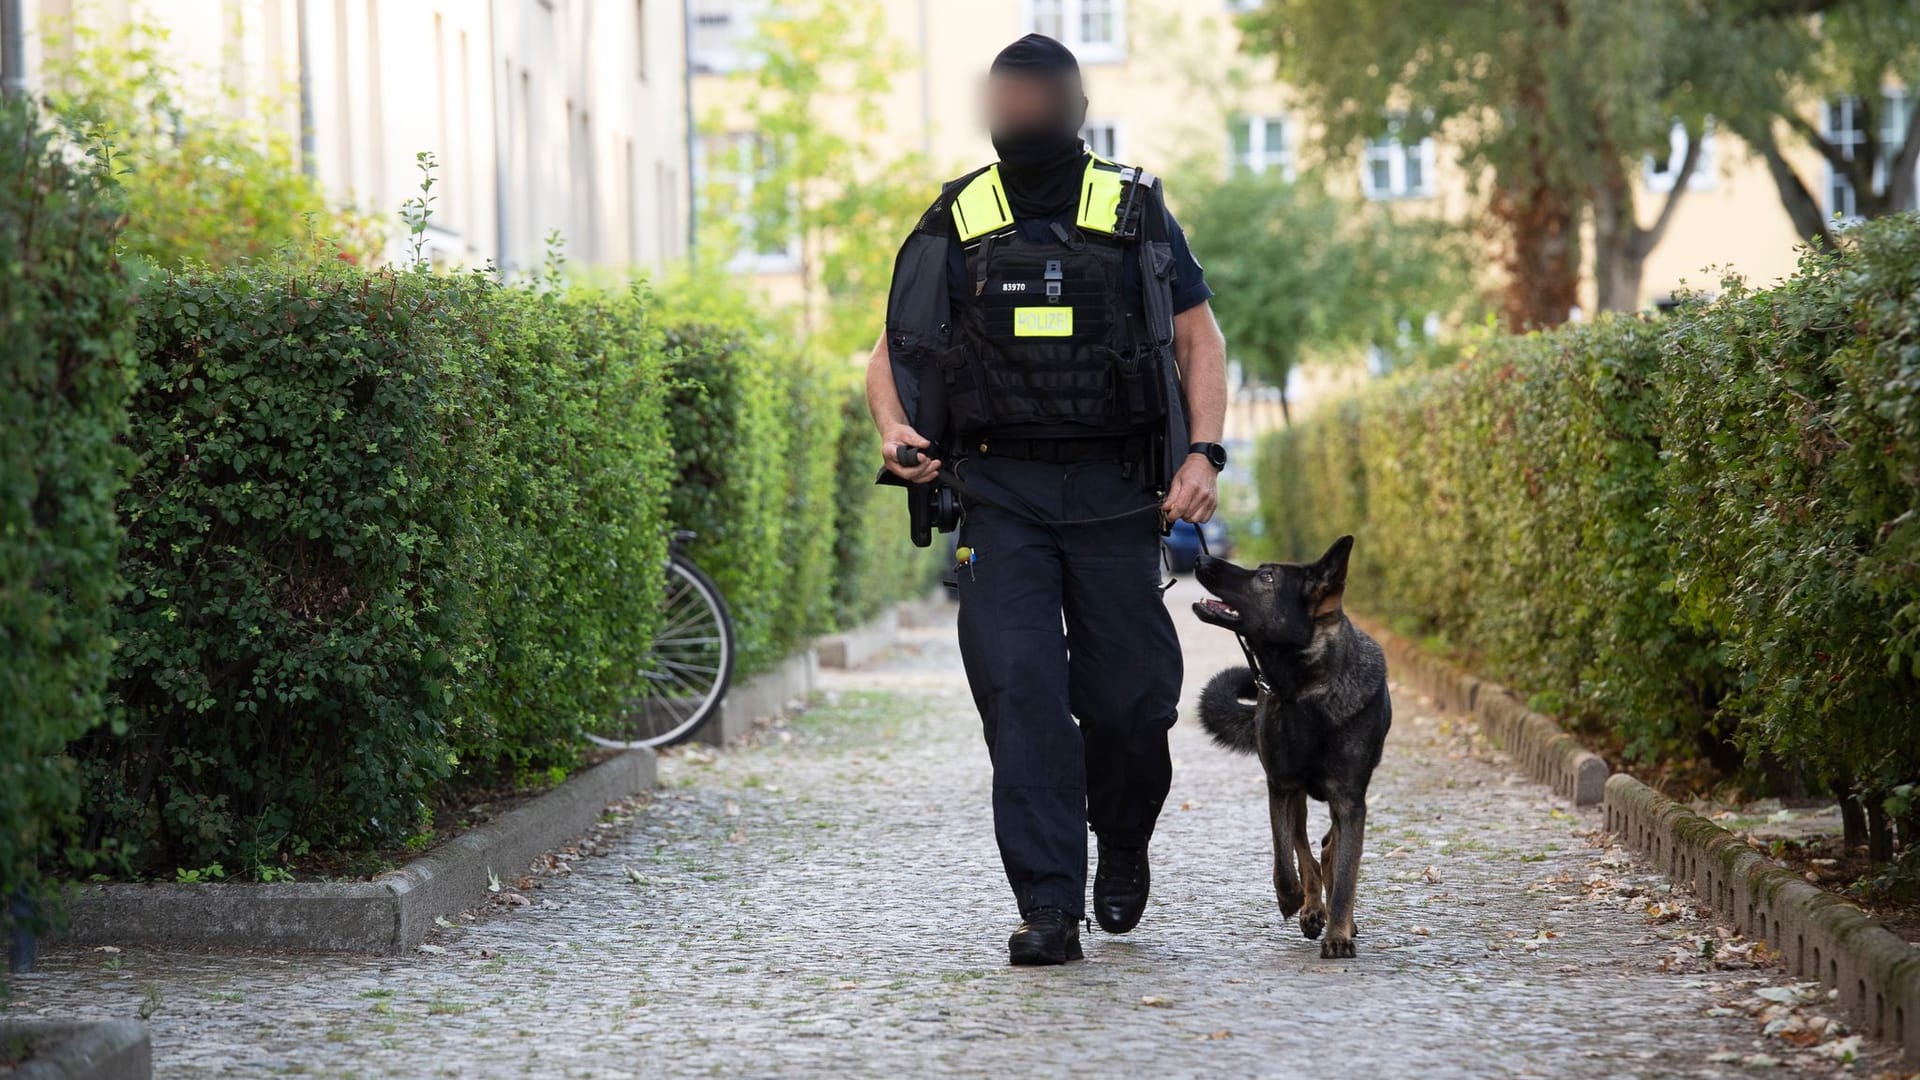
[586,553,736,748]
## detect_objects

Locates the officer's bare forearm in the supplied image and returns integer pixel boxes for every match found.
[1173,303,1228,445]
[866,334,909,435]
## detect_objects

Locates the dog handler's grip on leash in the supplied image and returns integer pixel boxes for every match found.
[882,425,941,484]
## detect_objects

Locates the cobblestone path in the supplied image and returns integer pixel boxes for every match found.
[5,582,1907,1078]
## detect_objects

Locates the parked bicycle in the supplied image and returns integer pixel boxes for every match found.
[584,531,735,748]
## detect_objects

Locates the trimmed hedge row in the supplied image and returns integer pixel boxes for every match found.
[657,277,940,677]
[1261,216,1920,825]
[73,267,677,876]
[1,222,936,896]
[2,102,138,921]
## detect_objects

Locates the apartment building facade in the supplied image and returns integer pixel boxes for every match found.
[14,0,691,274]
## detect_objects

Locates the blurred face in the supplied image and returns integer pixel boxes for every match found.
[984,73,1074,138]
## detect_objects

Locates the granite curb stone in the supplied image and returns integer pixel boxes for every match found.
[1,1020,150,1079]
[58,750,655,955]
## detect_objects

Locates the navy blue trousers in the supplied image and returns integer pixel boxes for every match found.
[952,456,1182,919]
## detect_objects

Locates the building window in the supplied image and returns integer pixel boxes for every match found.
[1024,0,1125,63]
[1082,121,1120,160]
[689,0,765,74]
[694,132,797,271]
[1230,115,1292,178]
[1824,89,1913,221]
[1360,116,1435,200]
[1644,120,1716,194]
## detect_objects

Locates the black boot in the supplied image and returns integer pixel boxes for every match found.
[1093,839,1149,934]
[1008,908,1084,966]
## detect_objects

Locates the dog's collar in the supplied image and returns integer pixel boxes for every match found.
[1236,634,1274,696]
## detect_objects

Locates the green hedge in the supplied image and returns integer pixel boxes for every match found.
[451,283,672,788]
[7,211,935,888]
[656,288,792,676]
[831,390,942,626]
[72,267,675,876]
[655,278,938,673]
[1261,215,1920,813]
[2,102,138,921]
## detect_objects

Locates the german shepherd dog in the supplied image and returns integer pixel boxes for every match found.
[1191,537,1391,958]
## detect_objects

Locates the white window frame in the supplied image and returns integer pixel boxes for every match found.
[1359,117,1436,200]
[1823,89,1914,223]
[1022,0,1127,64]
[1229,114,1293,179]
[693,132,799,273]
[1644,120,1717,194]
[688,0,766,75]
[1081,120,1123,161]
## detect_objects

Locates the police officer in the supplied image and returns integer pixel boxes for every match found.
[865,34,1228,965]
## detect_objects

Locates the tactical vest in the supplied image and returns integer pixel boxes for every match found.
[883,156,1190,488]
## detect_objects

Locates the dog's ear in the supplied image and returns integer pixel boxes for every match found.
[1310,535,1353,617]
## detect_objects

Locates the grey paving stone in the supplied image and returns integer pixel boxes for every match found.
[2,581,1903,1078]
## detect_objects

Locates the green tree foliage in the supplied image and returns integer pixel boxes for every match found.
[1176,171,1478,415]
[1259,214,1920,854]
[1,99,138,940]
[42,16,378,269]
[700,0,935,358]
[1238,0,1728,326]
[1705,0,1920,247]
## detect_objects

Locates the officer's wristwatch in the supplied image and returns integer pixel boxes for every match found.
[1189,442,1227,472]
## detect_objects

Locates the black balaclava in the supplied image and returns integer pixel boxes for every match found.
[988,34,1089,217]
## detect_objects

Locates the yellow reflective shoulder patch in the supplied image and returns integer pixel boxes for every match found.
[952,167,1013,241]
[1013,307,1074,338]
[1076,162,1125,235]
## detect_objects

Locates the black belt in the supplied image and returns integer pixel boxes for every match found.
[972,435,1148,464]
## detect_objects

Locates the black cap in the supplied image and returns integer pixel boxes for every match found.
[989,33,1082,83]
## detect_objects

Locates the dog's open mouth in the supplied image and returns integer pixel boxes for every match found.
[1193,597,1241,625]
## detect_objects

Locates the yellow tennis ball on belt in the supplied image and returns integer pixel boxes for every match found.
[955,546,973,563]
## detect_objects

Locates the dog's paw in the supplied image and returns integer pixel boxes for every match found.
[1274,885,1305,920]
[1298,903,1327,940]
[1320,935,1355,959]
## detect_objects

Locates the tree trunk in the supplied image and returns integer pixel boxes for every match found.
[1592,126,1701,314]
[1490,179,1581,331]
[1866,793,1894,864]
[1837,774,1867,851]
[1591,169,1647,315]
[1755,131,1838,250]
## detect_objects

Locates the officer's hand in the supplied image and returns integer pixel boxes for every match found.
[881,424,942,484]
[1162,455,1219,524]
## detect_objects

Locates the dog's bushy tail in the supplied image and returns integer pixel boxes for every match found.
[1197,667,1259,755]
